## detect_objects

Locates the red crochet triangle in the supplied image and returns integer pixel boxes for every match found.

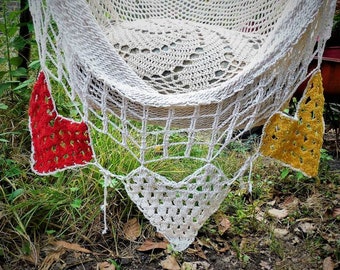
[29,72,93,174]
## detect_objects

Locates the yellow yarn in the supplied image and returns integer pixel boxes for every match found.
[260,71,324,177]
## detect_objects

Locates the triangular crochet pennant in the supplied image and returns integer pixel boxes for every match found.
[29,72,93,174]
[124,164,229,251]
[260,71,324,177]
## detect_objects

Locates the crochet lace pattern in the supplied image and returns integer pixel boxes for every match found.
[260,72,325,177]
[29,72,93,175]
[28,0,336,251]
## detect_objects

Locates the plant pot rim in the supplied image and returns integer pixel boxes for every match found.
[321,46,340,63]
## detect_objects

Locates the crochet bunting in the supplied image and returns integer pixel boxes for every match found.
[29,72,93,174]
[260,71,324,177]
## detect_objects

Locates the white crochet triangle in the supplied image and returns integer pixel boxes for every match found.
[124,164,229,251]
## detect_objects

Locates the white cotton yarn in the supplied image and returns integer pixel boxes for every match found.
[28,0,336,251]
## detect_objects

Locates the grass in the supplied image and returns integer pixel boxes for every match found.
[1,75,339,270]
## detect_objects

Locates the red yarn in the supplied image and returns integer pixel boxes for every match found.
[29,72,93,174]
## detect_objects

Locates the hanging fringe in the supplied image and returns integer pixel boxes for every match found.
[101,172,110,234]
[247,157,254,194]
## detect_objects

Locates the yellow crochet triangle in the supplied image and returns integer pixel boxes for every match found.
[259,71,324,177]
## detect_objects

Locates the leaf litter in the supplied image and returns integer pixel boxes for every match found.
[3,143,340,270]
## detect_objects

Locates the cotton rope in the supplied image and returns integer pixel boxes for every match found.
[28,0,336,251]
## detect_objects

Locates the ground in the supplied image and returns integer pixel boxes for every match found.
[1,127,339,270]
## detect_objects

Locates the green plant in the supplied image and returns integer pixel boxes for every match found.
[231,239,251,264]
[107,259,122,270]
[320,148,333,162]
[268,233,285,259]
[280,167,305,181]
[0,0,38,166]
[0,1,47,264]
[0,0,36,99]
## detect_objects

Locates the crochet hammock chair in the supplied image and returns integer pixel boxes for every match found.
[28,0,336,251]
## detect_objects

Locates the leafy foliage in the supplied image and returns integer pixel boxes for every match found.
[0,1,36,97]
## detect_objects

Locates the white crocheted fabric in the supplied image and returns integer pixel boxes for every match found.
[28,0,336,251]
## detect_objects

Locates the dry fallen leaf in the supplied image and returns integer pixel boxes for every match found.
[281,195,299,212]
[39,248,66,270]
[53,240,92,253]
[273,228,289,238]
[266,199,276,206]
[161,255,180,270]
[259,260,271,270]
[97,261,116,270]
[187,244,208,260]
[256,210,265,222]
[137,239,168,251]
[218,216,231,235]
[195,249,208,260]
[304,193,322,210]
[332,208,340,218]
[216,243,230,253]
[123,218,141,241]
[323,256,334,270]
[196,238,213,249]
[268,208,288,219]
[321,231,340,243]
[40,240,92,270]
[214,212,231,235]
[156,232,166,240]
[299,222,316,234]
[181,261,210,270]
[240,237,250,251]
[195,236,227,253]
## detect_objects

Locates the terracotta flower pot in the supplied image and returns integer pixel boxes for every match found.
[319,46,340,97]
[297,46,340,101]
